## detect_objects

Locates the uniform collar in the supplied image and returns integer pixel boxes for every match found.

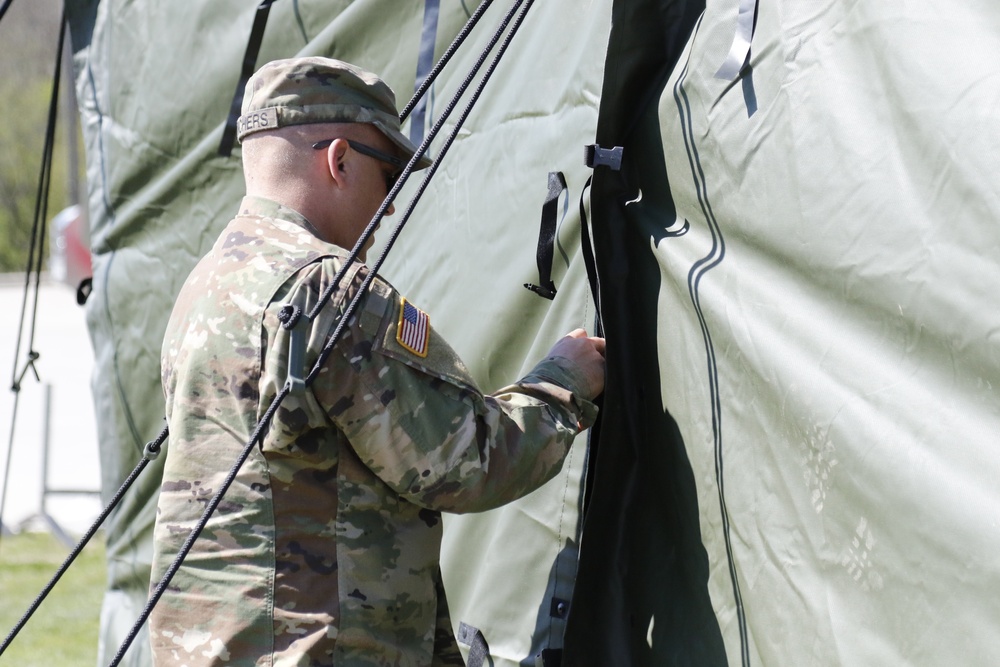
[238,195,325,240]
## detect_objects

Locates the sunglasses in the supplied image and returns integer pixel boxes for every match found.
[312,138,406,192]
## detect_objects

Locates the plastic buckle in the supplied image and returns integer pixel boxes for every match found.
[584,144,624,171]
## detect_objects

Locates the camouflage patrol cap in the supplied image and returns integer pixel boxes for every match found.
[237,56,431,169]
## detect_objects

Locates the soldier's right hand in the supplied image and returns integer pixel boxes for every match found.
[546,328,606,401]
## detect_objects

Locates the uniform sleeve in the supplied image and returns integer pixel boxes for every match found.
[308,269,597,514]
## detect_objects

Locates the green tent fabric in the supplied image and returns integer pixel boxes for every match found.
[569,0,1000,665]
[377,4,612,662]
[66,1,609,664]
[65,0,1000,664]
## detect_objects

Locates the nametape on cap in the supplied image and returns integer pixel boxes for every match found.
[238,107,278,138]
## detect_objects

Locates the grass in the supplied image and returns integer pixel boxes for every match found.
[0,530,105,666]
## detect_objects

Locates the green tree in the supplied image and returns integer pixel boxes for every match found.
[0,0,77,274]
[0,77,72,272]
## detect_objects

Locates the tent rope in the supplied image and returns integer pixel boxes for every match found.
[0,0,541,659]
[310,0,538,385]
[0,426,168,657]
[399,0,494,123]
[106,388,290,666]
[106,3,538,663]
[0,8,66,556]
[303,0,531,351]
[0,0,16,25]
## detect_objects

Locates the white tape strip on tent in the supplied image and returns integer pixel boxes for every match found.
[657,1,1000,665]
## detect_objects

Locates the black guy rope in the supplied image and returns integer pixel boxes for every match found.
[105,1,538,664]
[399,0,494,123]
[307,0,529,329]
[0,0,539,658]
[309,0,539,385]
[0,0,15,26]
[0,426,168,657]
[0,9,67,555]
[218,0,279,157]
[0,0,520,664]
[106,387,291,667]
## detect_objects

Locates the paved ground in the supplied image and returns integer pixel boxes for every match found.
[0,274,101,536]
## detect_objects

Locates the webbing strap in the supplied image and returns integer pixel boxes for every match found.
[218,0,278,157]
[524,171,566,300]
[578,175,602,335]
[714,0,760,116]
[409,0,441,147]
[714,0,758,80]
[580,141,623,334]
[458,622,491,667]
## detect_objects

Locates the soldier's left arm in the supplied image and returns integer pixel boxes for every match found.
[313,277,597,514]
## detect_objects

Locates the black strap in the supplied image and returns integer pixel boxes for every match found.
[580,143,621,332]
[535,648,563,667]
[458,622,491,667]
[76,277,92,306]
[218,0,278,157]
[524,171,566,300]
[578,175,602,335]
[579,176,604,517]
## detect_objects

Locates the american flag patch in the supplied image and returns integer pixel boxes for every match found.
[396,298,430,357]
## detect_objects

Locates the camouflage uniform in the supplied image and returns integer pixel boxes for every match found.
[150,196,598,666]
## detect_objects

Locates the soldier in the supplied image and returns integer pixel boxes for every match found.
[149,56,605,666]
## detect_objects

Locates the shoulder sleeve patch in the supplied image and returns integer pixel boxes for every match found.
[372,286,478,393]
[396,298,430,358]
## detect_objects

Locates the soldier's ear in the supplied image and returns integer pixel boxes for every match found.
[325,138,351,188]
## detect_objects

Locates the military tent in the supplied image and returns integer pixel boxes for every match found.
[52,0,1000,664]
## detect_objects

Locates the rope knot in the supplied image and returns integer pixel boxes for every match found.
[277,304,302,330]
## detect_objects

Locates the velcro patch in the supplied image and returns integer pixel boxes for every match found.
[237,107,278,138]
[396,298,429,357]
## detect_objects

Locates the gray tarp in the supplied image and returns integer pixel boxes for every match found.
[67,1,608,664]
